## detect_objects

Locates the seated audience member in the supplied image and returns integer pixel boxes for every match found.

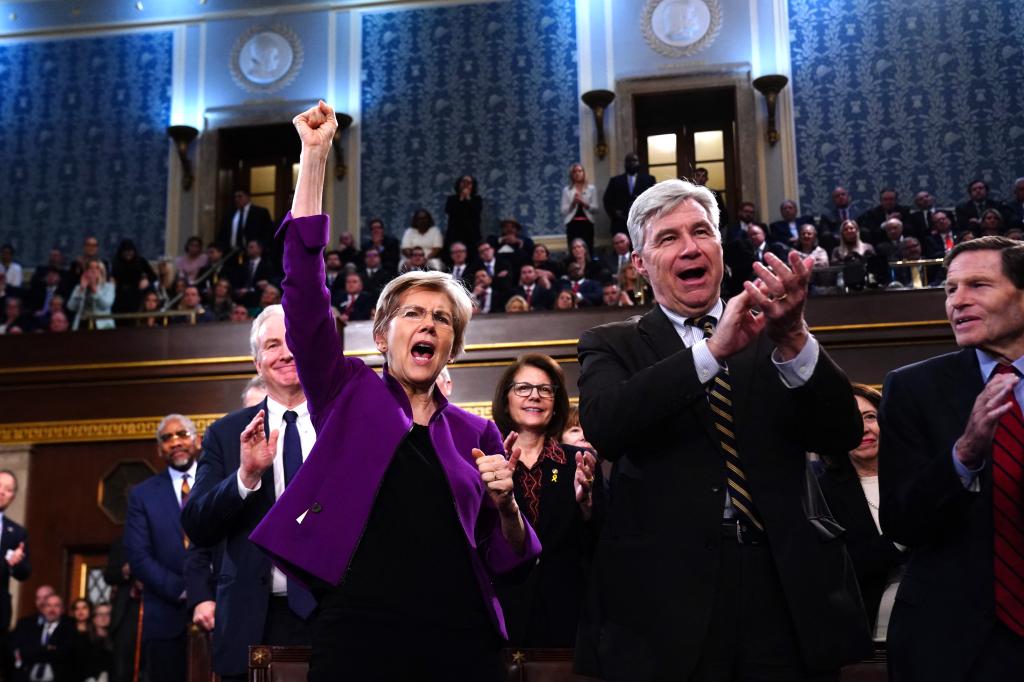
[831,219,876,263]
[208,279,235,321]
[324,250,346,305]
[875,218,907,261]
[565,238,606,281]
[820,384,906,641]
[240,374,267,407]
[229,304,251,323]
[1009,176,1024,229]
[398,246,432,274]
[75,601,113,682]
[601,282,631,307]
[400,209,444,271]
[560,262,602,308]
[923,210,958,258]
[769,199,815,247]
[250,284,281,318]
[232,239,279,308]
[154,259,178,307]
[29,267,70,319]
[197,242,232,292]
[445,174,484,251]
[890,237,931,288]
[471,267,507,314]
[35,294,67,331]
[336,232,362,268]
[71,598,91,634]
[28,248,69,296]
[0,296,33,334]
[1006,228,1024,241]
[818,185,856,242]
[979,208,1005,236]
[491,354,599,647]
[476,240,512,285]
[511,264,554,311]
[504,295,530,313]
[601,232,633,277]
[531,244,562,284]
[111,239,156,315]
[358,248,394,301]
[859,188,910,242]
[361,217,401,270]
[553,289,576,311]
[905,190,939,239]
[174,236,208,285]
[724,201,765,243]
[794,224,830,269]
[136,291,164,328]
[561,162,598,255]
[723,224,785,295]
[11,592,75,681]
[176,285,214,324]
[69,235,107,282]
[617,262,652,307]
[47,309,70,333]
[68,259,116,330]
[336,273,374,322]
[445,242,476,290]
[0,244,23,288]
[955,178,1007,231]
[490,219,534,268]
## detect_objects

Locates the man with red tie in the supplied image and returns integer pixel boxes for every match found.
[335,273,374,322]
[881,236,1024,680]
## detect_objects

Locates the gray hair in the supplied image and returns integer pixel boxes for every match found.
[882,218,904,232]
[627,179,721,253]
[240,374,266,403]
[372,270,475,359]
[250,304,284,361]
[156,413,197,442]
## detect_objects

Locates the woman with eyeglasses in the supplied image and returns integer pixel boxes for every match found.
[490,353,601,647]
[248,102,541,681]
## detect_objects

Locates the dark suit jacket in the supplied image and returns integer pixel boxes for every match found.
[219,203,275,251]
[723,221,766,244]
[819,464,906,629]
[603,173,656,235]
[574,306,870,680]
[955,198,1006,230]
[358,266,395,301]
[560,278,602,308]
[0,517,29,632]
[360,237,401,271]
[497,442,603,647]
[879,349,1010,681]
[445,262,477,292]
[858,204,911,241]
[335,291,374,321]
[511,284,555,311]
[769,217,816,246]
[124,470,189,642]
[230,257,279,293]
[180,399,288,676]
[9,616,75,681]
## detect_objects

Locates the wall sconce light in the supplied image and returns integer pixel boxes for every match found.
[581,89,615,160]
[331,113,354,180]
[166,125,199,191]
[752,75,789,145]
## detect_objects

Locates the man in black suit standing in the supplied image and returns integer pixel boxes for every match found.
[0,470,30,680]
[182,305,314,681]
[220,189,275,253]
[603,152,656,237]
[574,179,870,681]
[880,236,1024,680]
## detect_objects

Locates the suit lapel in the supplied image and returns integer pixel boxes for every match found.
[158,469,181,527]
[256,398,276,511]
[945,349,983,429]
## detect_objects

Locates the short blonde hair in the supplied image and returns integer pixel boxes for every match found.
[372,270,474,358]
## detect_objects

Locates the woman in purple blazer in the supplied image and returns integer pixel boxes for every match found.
[248,101,542,680]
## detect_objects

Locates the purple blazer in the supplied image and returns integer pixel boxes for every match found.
[249,213,541,638]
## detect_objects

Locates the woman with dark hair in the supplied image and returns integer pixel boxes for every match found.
[819,383,907,641]
[559,162,597,255]
[531,243,562,285]
[400,209,444,270]
[110,239,156,314]
[444,174,483,251]
[490,353,600,647]
[174,235,208,284]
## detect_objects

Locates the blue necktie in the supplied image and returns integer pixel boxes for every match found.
[281,410,316,618]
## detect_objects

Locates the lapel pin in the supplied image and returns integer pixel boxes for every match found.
[551,468,559,483]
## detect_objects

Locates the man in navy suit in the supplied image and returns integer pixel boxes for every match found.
[181,305,314,681]
[0,469,30,680]
[603,153,656,236]
[769,199,816,247]
[124,413,199,682]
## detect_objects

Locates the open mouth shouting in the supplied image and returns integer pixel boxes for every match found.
[411,340,436,366]
[677,265,708,285]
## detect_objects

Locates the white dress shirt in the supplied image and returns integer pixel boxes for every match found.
[167,462,198,508]
[237,397,314,594]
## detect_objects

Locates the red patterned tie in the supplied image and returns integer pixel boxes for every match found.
[992,364,1024,636]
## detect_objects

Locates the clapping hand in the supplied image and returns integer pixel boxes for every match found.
[746,251,815,360]
[473,432,521,516]
[5,542,25,566]
[574,450,597,519]
[239,409,278,490]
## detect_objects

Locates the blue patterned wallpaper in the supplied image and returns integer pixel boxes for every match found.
[789,0,1024,216]
[0,32,173,267]
[360,0,578,239]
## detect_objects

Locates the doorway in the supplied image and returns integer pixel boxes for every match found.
[216,123,301,229]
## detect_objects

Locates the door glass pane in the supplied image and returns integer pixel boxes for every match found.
[693,130,723,161]
[251,165,276,194]
[252,195,275,217]
[702,161,726,190]
[647,133,677,166]
[650,165,677,184]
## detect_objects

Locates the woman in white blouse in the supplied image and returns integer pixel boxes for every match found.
[559,163,597,255]
[400,208,444,271]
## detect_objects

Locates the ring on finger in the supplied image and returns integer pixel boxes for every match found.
[776,293,788,301]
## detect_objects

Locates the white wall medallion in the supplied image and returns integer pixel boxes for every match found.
[230,25,304,93]
[641,0,722,58]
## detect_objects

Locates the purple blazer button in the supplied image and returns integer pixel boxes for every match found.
[310,502,322,513]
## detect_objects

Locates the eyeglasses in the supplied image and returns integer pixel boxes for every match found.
[509,382,556,399]
[158,430,193,442]
[397,305,453,328]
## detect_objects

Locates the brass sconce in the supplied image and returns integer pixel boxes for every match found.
[752,75,789,145]
[331,113,354,180]
[581,89,615,160]
[166,125,199,191]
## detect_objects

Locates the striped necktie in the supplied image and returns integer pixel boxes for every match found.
[181,474,191,548]
[992,364,1024,636]
[689,316,764,531]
